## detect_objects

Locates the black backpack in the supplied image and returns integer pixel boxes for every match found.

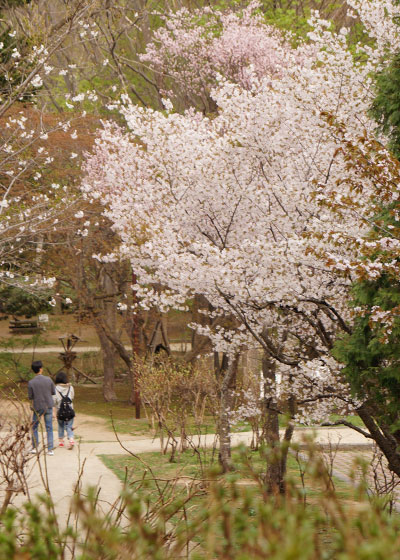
[57,387,75,422]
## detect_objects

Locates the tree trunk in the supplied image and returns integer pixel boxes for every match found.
[278,392,297,493]
[186,295,214,364]
[99,267,118,401]
[129,361,141,415]
[357,403,400,477]
[129,272,141,417]
[218,354,239,473]
[97,327,117,401]
[214,352,229,381]
[260,350,284,494]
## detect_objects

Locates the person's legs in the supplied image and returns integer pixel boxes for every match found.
[65,419,74,441]
[58,419,65,445]
[31,409,43,449]
[43,408,54,451]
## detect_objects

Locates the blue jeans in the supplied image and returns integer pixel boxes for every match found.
[58,418,74,440]
[32,407,54,451]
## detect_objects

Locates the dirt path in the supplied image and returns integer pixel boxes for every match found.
[0,342,191,354]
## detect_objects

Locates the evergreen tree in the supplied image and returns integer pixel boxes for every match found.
[335,47,400,435]
[334,271,400,436]
[371,52,400,159]
[0,285,51,317]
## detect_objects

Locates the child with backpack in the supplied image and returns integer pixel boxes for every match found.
[54,371,75,449]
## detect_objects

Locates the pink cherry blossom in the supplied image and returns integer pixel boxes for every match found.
[83,0,400,424]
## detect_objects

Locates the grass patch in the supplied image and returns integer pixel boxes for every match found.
[74,384,152,436]
[328,413,365,429]
[100,448,215,483]
[100,446,357,504]
[166,309,193,343]
[0,351,101,384]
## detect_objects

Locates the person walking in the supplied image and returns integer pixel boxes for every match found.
[28,360,56,455]
[54,371,75,449]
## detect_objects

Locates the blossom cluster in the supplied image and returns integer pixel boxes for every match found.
[140,2,305,109]
[82,0,400,420]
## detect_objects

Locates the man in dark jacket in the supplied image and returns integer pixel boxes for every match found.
[28,360,56,455]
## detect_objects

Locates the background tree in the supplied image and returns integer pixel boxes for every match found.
[0,0,102,295]
[0,285,51,316]
[0,0,155,400]
[319,115,400,475]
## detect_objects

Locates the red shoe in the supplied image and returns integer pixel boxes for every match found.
[59,441,64,447]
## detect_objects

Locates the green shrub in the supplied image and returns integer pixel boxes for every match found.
[2,448,400,559]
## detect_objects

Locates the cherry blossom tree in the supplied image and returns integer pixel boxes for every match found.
[0,0,103,293]
[82,0,400,483]
[140,1,302,112]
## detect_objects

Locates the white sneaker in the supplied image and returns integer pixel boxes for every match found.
[30,448,37,454]
[47,450,54,456]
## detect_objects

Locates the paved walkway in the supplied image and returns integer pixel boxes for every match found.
[2,403,389,546]
[7,423,373,523]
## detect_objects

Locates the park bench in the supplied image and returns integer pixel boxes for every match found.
[9,318,44,334]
